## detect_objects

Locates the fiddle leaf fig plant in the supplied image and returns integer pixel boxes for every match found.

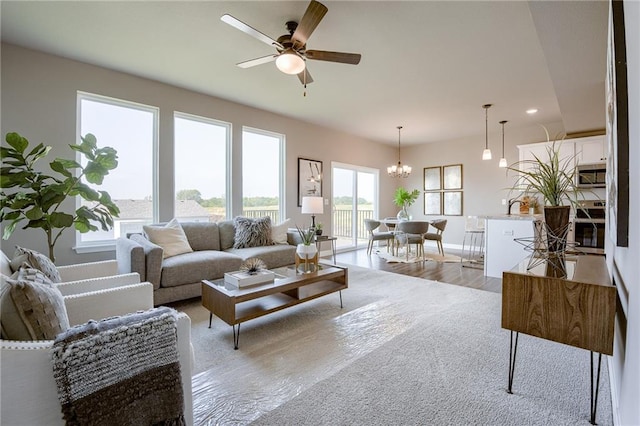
[0,132,120,262]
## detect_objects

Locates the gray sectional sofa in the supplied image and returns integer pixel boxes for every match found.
[116,220,300,305]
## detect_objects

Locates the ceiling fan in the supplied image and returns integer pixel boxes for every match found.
[221,0,361,86]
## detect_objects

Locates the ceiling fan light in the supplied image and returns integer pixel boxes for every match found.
[276,50,305,75]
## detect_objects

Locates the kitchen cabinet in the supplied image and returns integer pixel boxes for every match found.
[574,135,607,164]
[518,135,607,171]
[518,140,574,175]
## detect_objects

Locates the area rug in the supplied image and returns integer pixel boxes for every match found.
[173,265,612,426]
[376,249,465,263]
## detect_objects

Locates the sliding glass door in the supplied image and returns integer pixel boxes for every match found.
[331,162,378,251]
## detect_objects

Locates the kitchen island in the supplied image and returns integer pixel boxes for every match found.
[482,214,540,278]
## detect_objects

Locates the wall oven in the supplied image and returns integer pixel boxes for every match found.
[572,200,605,255]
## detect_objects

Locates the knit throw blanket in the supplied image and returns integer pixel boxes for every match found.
[51,307,185,426]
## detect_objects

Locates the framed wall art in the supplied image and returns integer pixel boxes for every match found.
[443,191,463,216]
[298,158,323,206]
[423,166,442,191]
[424,192,442,215]
[443,164,463,190]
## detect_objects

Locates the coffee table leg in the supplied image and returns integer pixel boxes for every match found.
[233,323,241,350]
[339,290,343,308]
[208,312,212,328]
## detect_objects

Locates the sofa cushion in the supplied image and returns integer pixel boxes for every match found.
[218,220,236,251]
[160,251,243,288]
[225,245,296,269]
[180,222,220,251]
[271,218,293,245]
[0,268,69,340]
[233,216,273,249]
[10,246,61,283]
[144,218,193,259]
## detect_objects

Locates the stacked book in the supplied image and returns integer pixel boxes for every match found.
[224,270,275,288]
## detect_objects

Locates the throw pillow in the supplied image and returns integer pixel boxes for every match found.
[10,246,61,283]
[143,218,194,259]
[271,218,293,245]
[0,268,69,340]
[233,216,273,249]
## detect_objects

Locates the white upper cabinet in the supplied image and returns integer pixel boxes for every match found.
[518,139,575,174]
[518,135,606,173]
[574,135,607,164]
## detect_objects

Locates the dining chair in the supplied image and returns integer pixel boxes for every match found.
[364,219,395,255]
[424,219,448,256]
[395,221,430,261]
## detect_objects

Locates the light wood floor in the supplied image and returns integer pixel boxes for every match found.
[333,247,502,294]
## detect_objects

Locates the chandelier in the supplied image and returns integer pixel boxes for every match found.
[387,126,411,178]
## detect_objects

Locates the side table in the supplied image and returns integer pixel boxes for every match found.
[315,235,337,264]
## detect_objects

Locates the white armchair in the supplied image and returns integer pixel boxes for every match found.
[0,253,194,426]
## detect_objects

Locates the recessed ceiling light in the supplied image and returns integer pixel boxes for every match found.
[526,108,538,115]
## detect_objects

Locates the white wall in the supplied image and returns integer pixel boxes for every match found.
[1,43,399,265]
[607,1,640,424]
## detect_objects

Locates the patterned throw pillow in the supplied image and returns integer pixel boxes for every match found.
[0,268,69,340]
[233,216,273,249]
[10,246,61,283]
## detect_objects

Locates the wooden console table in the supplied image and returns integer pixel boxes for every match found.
[502,255,615,425]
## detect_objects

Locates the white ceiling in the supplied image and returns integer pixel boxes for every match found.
[0,1,608,146]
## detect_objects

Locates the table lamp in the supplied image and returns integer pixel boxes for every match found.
[301,196,323,229]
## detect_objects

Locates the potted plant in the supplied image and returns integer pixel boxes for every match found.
[394,187,420,221]
[295,225,317,259]
[508,130,593,256]
[315,222,323,236]
[0,132,120,262]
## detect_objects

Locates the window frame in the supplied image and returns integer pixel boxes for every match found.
[241,126,286,222]
[174,111,232,221]
[74,91,159,253]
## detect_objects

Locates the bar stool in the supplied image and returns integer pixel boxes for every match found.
[460,216,485,268]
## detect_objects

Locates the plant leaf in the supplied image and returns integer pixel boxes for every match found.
[49,212,74,228]
[5,132,28,153]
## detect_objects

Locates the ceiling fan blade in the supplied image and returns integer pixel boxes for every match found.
[221,14,283,49]
[297,68,314,85]
[305,50,361,65]
[292,0,328,50]
[237,55,277,68]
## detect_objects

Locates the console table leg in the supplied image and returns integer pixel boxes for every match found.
[339,290,343,308]
[208,312,212,328]
[590,351,603,425]
[507,331,519,394]
[233,323,241,350]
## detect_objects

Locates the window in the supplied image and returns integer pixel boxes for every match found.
[174,112,230,222]
[241,127,284,224]
[77,92,157,248]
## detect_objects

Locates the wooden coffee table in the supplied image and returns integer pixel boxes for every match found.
[202,262,348,349]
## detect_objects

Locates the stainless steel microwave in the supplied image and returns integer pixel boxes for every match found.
[576,163,606,188]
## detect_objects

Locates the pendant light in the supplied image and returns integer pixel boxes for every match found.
[482,104,493,160]
[499,120,508,168]
[387,126,411,178]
